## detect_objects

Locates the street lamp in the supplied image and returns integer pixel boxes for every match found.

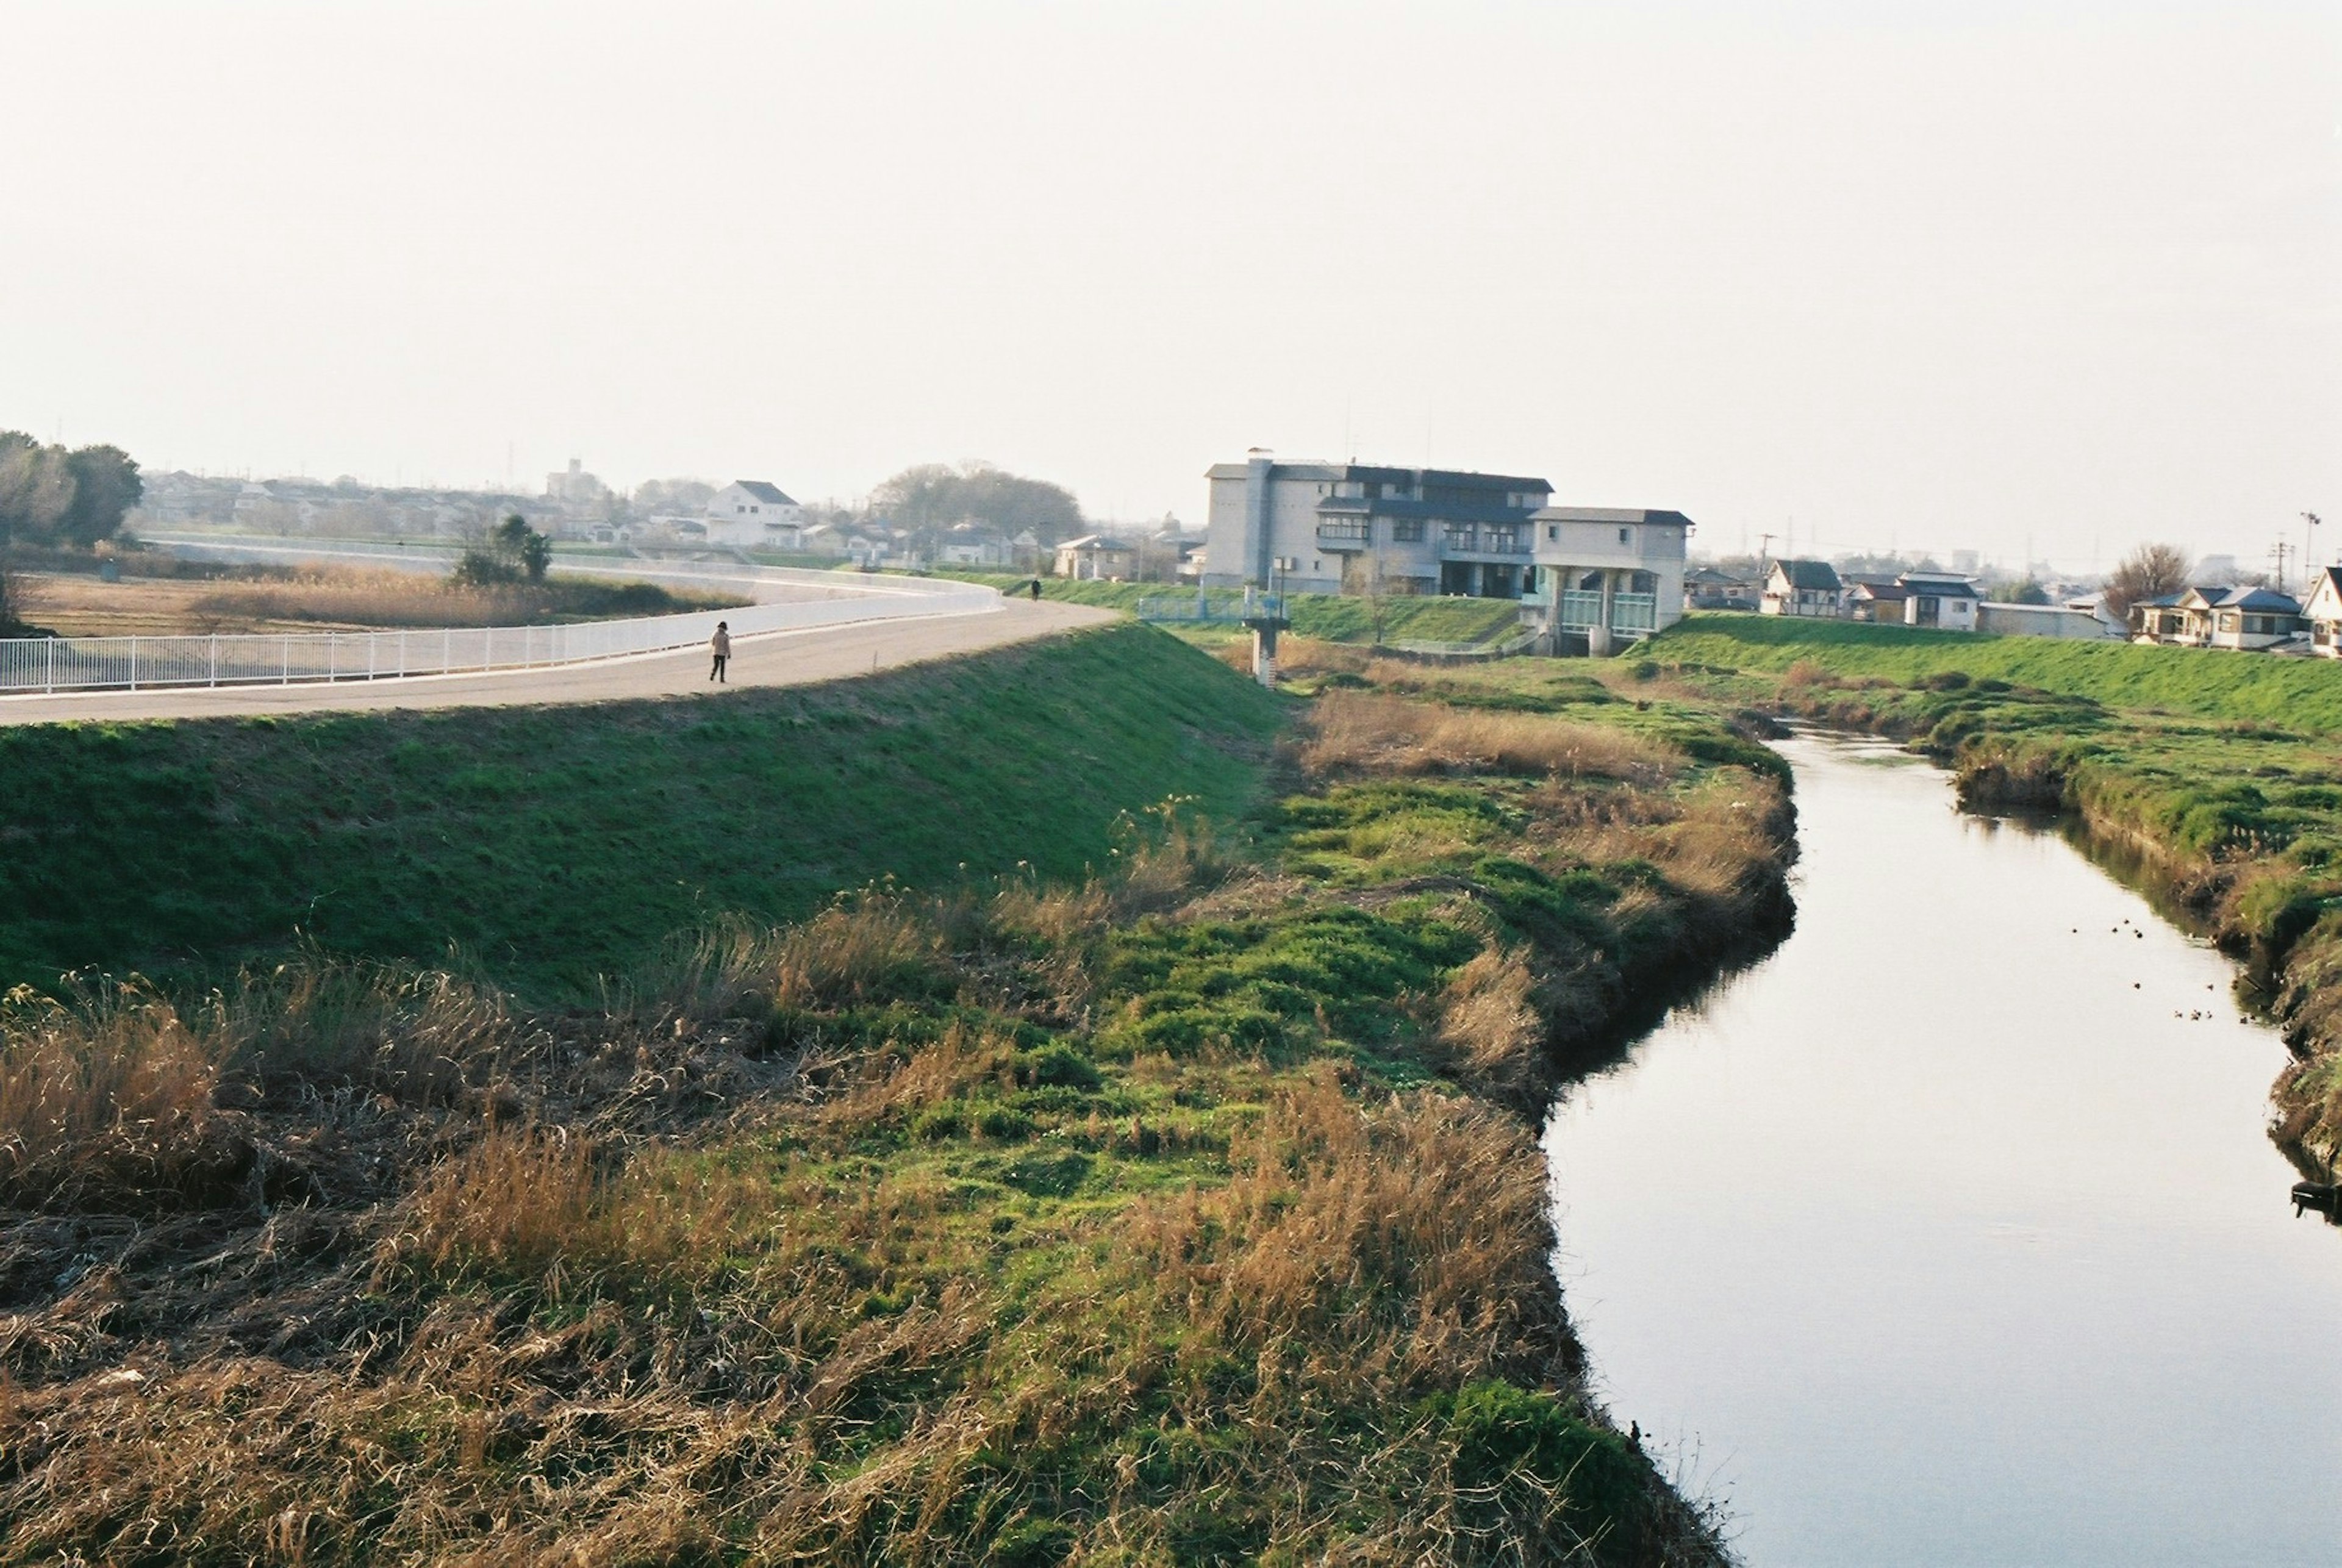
[2306,512,2324,576]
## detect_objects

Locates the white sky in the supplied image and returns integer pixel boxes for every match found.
[4,1,2336,572]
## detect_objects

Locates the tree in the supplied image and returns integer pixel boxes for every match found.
[59,445,141,546]
[867,461,1084,543]
[2102,543,2190,621]
[0,431,77,545]
[1993,579,2050,606]
[453,514,553,585]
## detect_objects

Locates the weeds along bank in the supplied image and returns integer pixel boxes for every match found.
[0,645,1793,1565]
[1644,621,2342,1176]
[0,625,1281,998]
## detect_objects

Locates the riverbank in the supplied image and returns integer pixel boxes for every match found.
[1641,618,2342,1176]
[0,636,1796,1563]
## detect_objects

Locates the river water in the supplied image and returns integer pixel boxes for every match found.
[1545,731,2342,1566]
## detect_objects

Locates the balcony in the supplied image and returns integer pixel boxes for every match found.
[1314,518,1372,551]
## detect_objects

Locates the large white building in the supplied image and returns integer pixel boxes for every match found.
[702,481,804,548]
[1200,451,1690,650]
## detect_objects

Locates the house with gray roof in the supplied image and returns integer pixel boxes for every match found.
[2303,567,2342,659]
[1761,559,1842,618]
[703,480,804,548]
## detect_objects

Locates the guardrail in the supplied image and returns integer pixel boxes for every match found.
[0,570,997,696]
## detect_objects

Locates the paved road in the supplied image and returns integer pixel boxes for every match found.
[0,599,1117,726]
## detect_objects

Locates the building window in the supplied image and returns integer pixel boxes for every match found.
[1617,527,1631,545]
[1547,524,1558,540]
[1392,519,1424,542]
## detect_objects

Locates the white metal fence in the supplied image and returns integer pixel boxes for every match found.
[0,571,999,696]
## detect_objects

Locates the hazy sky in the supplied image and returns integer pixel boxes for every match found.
[5,1,2336,571]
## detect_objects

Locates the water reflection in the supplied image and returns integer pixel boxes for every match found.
[1545,731,2342,1567]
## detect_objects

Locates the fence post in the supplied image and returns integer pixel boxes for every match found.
[282,634,290,685]
[46,637,56,695]
[209,635,218,687]
[443,626,451,675]
[328,632,337,681]
[129,636,139,692]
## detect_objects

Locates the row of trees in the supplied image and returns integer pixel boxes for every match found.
[0,433,141,549]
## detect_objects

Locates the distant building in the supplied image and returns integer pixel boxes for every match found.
[2132,584,2302,651]
[1201,451,1689,650]
[2304,567,2342,658]
[1761,560,1842,617]
[1054,533,1136,580]
[1898,571,1981,631]
[1684,565,1758,610]
[703,481,803,548]
[1843,576,1910,623]
[545,459,611,515]
[1977,602,2119,639]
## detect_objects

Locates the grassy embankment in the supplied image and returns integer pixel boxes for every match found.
[0,626,1791,1563]
[940,573,1527,649]
[1649,612,2342,1172]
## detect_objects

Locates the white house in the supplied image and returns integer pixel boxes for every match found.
[1054,533,1137,580]
[2202,586,2302,651]
[703,481,804,548]
[1897,571,1981,631]
[1761,560,1842,617]
[2303,567,2342,658]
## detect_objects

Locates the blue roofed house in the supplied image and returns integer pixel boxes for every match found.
[2202,585,2302,651]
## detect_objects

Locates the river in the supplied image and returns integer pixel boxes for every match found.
[1546,731,2342,1566]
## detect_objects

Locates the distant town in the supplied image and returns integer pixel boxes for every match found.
[120,451,2340,661]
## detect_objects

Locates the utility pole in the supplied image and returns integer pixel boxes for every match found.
[1757,531,1776,567]
[2271,539,2293,593]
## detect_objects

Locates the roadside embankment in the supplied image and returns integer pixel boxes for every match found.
[0,637,1792,1564]
[1642,621,2342,1173]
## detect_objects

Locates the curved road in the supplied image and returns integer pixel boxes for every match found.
[0,596,1117,726]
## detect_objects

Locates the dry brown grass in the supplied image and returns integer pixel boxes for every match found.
[1436,947,1547,1111]
[0,982,235,1209]
[1139,1075,1572,1397]
[1299,689,1679,783]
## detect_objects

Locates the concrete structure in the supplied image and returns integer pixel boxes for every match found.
[1200,453,1691,650]
[1976,602,2119,639]
[703,481,803,548]
[2303,567,2342,658]
[1761,560,1842,617]
[1899,572,1981,631]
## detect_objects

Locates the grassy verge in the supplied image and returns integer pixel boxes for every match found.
[0,651,1792,1564]
[1640,620,2342,1174]
[1653,611,2342,734]
[0,625,1283,999]
[938,573,1528,648]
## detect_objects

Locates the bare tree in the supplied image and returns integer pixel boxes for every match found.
[2102,542,2191,621]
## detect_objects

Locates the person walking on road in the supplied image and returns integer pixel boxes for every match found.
[709,621,732,683]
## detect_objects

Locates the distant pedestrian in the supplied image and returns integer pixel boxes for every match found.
[1028,578,1042,602]
[709,621,731,683]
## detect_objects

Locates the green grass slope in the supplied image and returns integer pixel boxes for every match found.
[1653,612,2342,733]
[0,623,1283,998]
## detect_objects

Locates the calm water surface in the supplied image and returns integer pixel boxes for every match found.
[1545,732,2342,1566]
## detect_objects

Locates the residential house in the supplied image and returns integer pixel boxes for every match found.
[1761,560,1842,617]
[2129,589,2194,644]
[2303,567,2342,658]
[937,524,1012,568]
[1054,533,1137,580]
[1899,571,1981,631]
[2202,586,2302,651]
[1843,576,1911,623]
[703,481,804,548]
[1683,565,1758,610]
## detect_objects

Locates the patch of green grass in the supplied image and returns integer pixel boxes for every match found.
[0,624,1284,998]
[1652,612,2342,734]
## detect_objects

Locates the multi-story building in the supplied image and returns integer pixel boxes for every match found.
[1200,451,1690,651]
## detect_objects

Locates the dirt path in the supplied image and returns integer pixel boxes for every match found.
[0,600,1117,726]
